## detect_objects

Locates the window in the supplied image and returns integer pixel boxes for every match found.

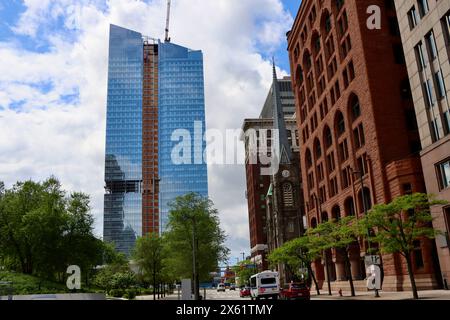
[319,186,327,204]
[342,167,351,189]
[423,79,435,107]
[418,0,429,18]
[283,183,294,207]
[444,111,450,134]
[403,183,413,195]
[325,126,333,148]
[341,35,352,58]
[339,140,349,162]
[353,123,366,149]
[357,154,367,175]
[443,12,450,44]
[336,112,346,136]
[413,240,424,269]
[336,0,344,11]
[315,139,322,158]
[435,70,447,99]
[327,152,336,172]
[425,31,438,61]
[437,159,450,190]
[325,15,332,33]
[317,163,325,182]
[308,172,315,189]
[351,97,361,120]
[430,118,440,142]
[330,177,339,197]
[408,7,419,30]
[415,42,427,70]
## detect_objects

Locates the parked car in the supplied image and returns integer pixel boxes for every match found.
[279,282,310,300]
[230,284,236,291]
[239,286,251,298]
[217,283,226,292]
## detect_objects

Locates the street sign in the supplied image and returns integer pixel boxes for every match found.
[364,255,381,267]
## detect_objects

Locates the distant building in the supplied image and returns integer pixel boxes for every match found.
[104,25,208,255]
[241,66,304,275]
[394,0,450,287]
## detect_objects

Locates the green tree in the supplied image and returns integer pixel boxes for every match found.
[308,216,359,297]
[361,193,447,299]
[268,236,322,295]
[233,260,257,287]
[133,233,165,300]
[0,177,104,286]
[164,193,230,300]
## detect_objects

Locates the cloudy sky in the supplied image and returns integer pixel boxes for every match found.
[0,0,301,265]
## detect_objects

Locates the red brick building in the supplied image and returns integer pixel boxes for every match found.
[287,0,441,290]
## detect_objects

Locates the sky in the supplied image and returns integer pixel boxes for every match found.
[0,0,301,266]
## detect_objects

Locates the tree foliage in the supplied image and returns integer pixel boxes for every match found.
[164,193,230,283]
[361,193,447,299]
[0,177,103,284]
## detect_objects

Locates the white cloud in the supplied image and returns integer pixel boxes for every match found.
[0,0,293,263]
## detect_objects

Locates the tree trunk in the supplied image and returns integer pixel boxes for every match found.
[307,264,320,295]
[405,253,419,299]
[153,271,156,301]
[344,249,355,297]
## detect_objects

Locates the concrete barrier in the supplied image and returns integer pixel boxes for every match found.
[0,293,106,300]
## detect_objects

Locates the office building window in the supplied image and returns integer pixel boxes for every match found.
[418,0,429,18]
[435,70,447,99]
[339,139,349,162]
[437,159,450,190]
[423,79,435,107]
[430,118,440,142]
[415,42,427,70]
[408,7,419,29]
[443,12,450,44]
[425,31,438,60]
[444,111,450,134]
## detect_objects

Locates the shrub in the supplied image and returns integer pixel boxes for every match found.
[123,289,137,300]
[109,289,124,298]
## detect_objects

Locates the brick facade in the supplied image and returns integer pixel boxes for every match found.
[287,0,440,290]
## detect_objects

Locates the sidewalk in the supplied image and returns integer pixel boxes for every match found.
[310,289,450,300]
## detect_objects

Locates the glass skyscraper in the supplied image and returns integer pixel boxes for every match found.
[103,25,208,255]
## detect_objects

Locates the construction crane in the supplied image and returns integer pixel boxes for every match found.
[165,0,171,43]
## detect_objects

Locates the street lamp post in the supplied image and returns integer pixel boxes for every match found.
[241,252,245,262]
[313,194,332,296]
[350,168,380,298]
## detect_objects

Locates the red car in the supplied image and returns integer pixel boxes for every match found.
[239,286,251,298]
[279,283,310,300]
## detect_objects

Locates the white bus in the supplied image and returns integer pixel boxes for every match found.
[249,271,280,300]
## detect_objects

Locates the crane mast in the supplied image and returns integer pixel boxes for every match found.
[165,0,171,43]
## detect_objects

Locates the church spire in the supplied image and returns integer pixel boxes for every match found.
[272,58,292,164]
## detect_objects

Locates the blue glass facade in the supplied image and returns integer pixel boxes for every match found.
[158,42,208,231]
[104,25,143,254]
[104,25,208,254]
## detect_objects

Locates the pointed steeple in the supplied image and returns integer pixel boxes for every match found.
[272,58,292,164]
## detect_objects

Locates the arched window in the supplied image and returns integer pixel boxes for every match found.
[321,211,329,222]
[303,50,312,72]
[324,125,333,149]
[335,111,346,136]
[344,197,355,216]
[283,183,294,207]
[311,217,318,228]
[311,31,321,56]
[314,138,322,159]
[349,94,361,121]
[321,11,332,35]
[332,205,341,221]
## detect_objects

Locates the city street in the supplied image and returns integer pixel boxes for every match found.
[147,289,450,301]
